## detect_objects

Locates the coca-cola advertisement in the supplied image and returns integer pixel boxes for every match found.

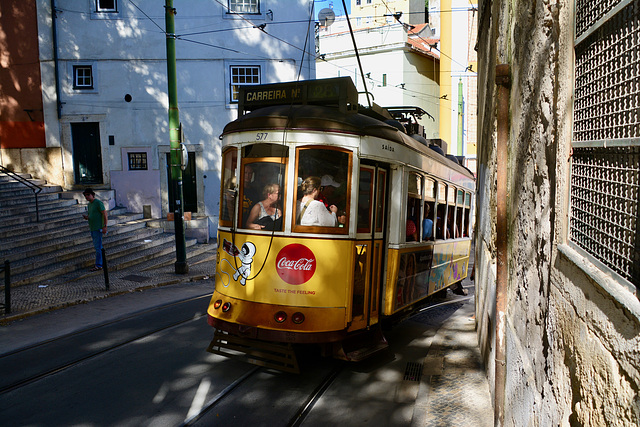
[275,244,317,285]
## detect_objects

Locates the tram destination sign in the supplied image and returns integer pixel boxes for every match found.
[239,77,358,114]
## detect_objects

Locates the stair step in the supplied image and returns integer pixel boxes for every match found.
[0,198,78,217]
[1,222,161,266]
[0,178,47,190]
[0,172,33,181]
[0,213,145,254]
[0,207,131,237]
[0,185,62,201]
[9,233,188,286]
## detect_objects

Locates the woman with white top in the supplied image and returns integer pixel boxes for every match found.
[298,176,338,227]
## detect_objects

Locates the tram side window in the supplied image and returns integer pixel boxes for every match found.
[423,201,435,240]
[436,183,447,239]
[455,189,465,239]
[219,148,238,225]
[422,178,436,241]
[406,172,421,242]
[464,192,471,237]
[376,170,386,233]
[357,167,374,233]
[294,147,350,233]
[446,186,458,238]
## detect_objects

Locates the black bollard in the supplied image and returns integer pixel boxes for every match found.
[101,248,110,291]
[2,260,10,315]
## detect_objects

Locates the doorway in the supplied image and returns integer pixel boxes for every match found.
[166,152,197,213]
[71,122,103,184]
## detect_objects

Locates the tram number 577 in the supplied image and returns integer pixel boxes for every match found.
[256,132,268,141]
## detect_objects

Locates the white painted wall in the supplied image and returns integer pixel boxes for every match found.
[36,0,316,238]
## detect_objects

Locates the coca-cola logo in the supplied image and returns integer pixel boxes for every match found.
[275,244,316,285]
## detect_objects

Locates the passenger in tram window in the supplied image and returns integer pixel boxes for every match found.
[298,176,338,226]
[406,218,418,242]
[337,210,347,227]
[241,164,259,223]
[422,203,434,240]
[436,214,449,239]
[406,197,419,242]
[319,174,347,210]
[245,184,282,230]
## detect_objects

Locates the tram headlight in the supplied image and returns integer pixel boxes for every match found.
[292,312,305,324]
[274,311,287,323]
[213,299,222,309]
[222,302,232,312]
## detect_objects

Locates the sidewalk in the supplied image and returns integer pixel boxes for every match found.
[412,282,494,427]
[0,243,217,325]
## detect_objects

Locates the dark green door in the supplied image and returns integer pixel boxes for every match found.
[167,152,197,213]
[71,122,103,184]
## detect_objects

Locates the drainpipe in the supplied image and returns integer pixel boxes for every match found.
[457,78,464,155]
[494,64,510,427]
[50,0,62,119]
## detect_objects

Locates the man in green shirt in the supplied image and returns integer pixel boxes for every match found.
[82,188,108,271]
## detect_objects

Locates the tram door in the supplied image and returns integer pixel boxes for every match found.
[350,165,387,330]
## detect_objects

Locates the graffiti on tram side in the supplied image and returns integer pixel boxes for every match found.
[429,241,468,294]
[394,249,434,311]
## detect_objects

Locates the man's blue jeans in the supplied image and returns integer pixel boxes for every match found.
[91,230,103,268]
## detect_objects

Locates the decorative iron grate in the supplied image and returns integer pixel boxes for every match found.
[571,0,640,294]
[569,146,640,290]
[575,0,629,38]
[573,0,640,143]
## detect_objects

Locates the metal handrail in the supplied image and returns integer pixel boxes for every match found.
[0,165,43,222]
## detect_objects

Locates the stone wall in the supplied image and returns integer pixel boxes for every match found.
[475,0,640,425]
[0,147,64,185]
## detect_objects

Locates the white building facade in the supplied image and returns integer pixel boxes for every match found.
[33,0,316,238]
[317,21,441,139]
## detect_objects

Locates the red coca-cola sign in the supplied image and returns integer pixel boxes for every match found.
[275,244,316,285]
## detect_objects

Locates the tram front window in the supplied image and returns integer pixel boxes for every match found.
[219,148,238,226]
[294,147,351,233]
[239,147,286,231]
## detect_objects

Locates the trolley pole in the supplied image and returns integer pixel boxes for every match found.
[165,0,188,274]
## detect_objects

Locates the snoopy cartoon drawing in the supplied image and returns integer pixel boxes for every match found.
[232,242,256,286]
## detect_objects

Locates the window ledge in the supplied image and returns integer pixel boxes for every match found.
[557,244,640,317]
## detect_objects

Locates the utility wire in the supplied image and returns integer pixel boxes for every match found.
[128,0,165,32]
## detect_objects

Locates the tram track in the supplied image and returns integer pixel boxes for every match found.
[181,360,345,427]
[0,295,211,395]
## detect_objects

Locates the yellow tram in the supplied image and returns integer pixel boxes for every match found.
[207,77,475,371]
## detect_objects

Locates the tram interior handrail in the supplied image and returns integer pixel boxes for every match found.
[0,164,43,222]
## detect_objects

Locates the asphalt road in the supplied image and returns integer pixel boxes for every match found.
[0,280,468,427]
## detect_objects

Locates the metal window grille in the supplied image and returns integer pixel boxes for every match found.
[570,0,640,294]
[229,0,259,14]
[74,66,93,89]
[230,66,260,102]
[128,152,148,171]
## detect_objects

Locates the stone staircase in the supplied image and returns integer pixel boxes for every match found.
[0,171,211,288]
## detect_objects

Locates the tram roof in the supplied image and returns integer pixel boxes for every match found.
[222,103,474,181]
